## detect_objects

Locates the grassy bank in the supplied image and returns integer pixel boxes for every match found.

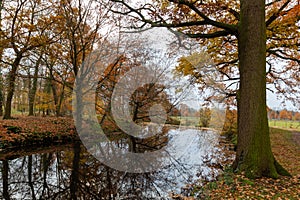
[269,120,300,131]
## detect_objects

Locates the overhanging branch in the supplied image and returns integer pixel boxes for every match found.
[266,0,291,26]
[186,30,231,38]
[267,49,300,64]
[109,0,237,37]
[168,0,237,33]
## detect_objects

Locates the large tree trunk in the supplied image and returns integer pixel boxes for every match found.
[0,75,3,116]
[57,84,65,116]
[48,65,60,116]
[233,0,289,178]
[3,55,22,119]
[51,81,60,116]
[28,57,40,116]
[0,0,3,116]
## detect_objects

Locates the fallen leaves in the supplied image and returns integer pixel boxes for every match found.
[0,116,77,150]
[270,128,300,176]
[201,174,300,199]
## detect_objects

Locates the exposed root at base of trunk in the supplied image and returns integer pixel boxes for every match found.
[232,157,291,179]
[274,158,291,177]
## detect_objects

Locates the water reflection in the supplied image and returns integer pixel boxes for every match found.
[0,129,231,199]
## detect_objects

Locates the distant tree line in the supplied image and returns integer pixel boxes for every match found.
[268,108,300,121]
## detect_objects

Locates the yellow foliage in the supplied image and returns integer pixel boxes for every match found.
[175,51,213,77]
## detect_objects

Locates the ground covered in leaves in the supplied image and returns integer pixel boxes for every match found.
[172,127,300,199]
[181,168,300,200]
[0,116,77,150]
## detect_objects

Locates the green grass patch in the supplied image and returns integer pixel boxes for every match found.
[269,120,300,131]
[170,116,200,126]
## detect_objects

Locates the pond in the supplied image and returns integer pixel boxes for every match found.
[0,128,233,199]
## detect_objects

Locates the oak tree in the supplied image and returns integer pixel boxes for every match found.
[108,0,299,177]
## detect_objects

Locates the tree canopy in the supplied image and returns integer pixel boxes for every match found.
[108,0,300,106]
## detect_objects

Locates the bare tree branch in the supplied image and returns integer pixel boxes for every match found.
[109,0,238,36]
[266,0,291,26]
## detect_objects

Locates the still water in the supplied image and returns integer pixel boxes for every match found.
[0,128,233,199]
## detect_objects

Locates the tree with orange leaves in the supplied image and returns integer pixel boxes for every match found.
[279,109,293,120]
[1,0,58,119]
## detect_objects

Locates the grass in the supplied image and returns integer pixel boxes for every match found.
[269,120,300,131]
[171,117,300,132]
[171,116,200,126]
[170,116,225,129]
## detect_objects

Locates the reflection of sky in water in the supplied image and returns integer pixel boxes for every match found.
[0,129,234,199]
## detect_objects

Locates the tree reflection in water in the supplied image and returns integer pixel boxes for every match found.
[0,128,231,199]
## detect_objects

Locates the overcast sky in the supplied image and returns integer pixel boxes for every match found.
[119,27,298,112]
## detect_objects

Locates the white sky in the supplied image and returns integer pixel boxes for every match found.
[113,27,298,111]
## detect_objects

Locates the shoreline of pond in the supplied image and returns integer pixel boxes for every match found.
[0,116,229,153]
[0,116,79,152]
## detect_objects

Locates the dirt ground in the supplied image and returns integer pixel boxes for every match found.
[292,131,300,147]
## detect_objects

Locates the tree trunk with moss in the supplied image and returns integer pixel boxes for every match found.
[3,55,22,119]
[233,0,290,178]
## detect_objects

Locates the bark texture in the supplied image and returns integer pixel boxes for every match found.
[233,0,290,178]
[28,56,41,116]
[3,55,22,119]
[0,76,3,116]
